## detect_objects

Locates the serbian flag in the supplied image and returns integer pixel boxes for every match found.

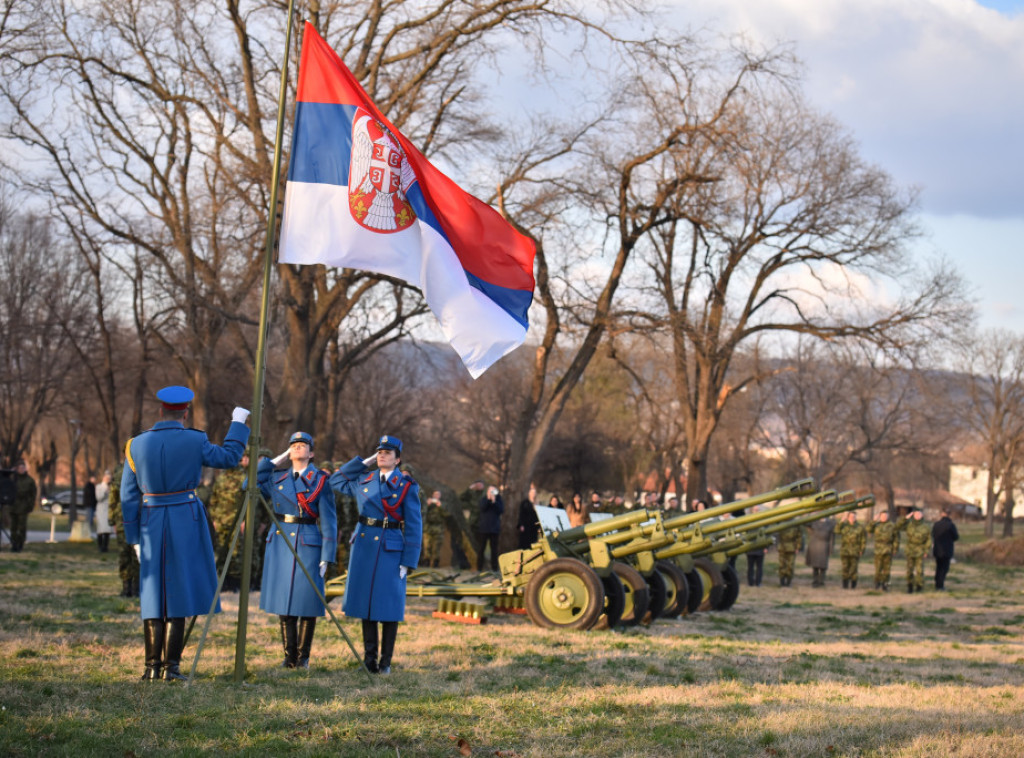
[279,22,535,378]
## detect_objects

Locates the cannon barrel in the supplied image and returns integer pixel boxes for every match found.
[689,494,876,561]
[595,479,821,551]
[601,488,835,562]
[650,490,843,560]
[551,508,654,543]
[661,477,817,533]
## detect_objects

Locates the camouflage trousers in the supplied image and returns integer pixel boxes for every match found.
[873,550,894,586]
[422,530,444,568]
[840,554,860,582]
[778,549,797,580]
[117,531,139,583]
[8,510,29,550]
[905,554,925,589]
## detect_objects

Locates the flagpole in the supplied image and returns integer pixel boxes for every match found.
[233,0,299,684]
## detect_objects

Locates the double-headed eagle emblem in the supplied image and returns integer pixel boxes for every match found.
[348,107,416,233]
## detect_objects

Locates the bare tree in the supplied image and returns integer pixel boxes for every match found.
[631,70,971,505]
[954,329,1024,537]
[489,35,791,549]
[0,202,95,465]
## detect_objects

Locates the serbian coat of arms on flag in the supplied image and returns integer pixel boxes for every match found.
[278,22,536,378]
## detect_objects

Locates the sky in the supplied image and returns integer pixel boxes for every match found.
[661,0,1024,332]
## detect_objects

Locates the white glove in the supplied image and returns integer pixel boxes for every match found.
[362,453,377,467]
[133,544,141,561]
[319,561,328,578]
[231,407,250,424]
[399,566,408,579]
[271,449,290,466]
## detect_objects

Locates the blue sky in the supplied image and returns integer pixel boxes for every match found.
[660,0,1024,332]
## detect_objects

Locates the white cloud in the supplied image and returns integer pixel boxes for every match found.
[663,0,1024,218]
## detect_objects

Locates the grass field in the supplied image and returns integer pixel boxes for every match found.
[1,523,1022,757]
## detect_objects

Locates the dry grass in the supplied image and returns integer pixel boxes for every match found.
[1,524,1023,757]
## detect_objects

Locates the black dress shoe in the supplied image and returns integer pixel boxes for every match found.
[378,665,391,675]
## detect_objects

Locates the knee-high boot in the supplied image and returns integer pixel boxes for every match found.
[297,617,316,669]
[141,618,165,681]
[379,621,398,675]
[280,616,298,668]
[163,617,188,681]
[361,619,379,673]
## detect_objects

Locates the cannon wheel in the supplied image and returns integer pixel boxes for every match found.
[683,569,703,616]
[655,560,689,619]
[717,562,741,611]
[693,557,725,612]
[594,572,626,629]
[642,568,668,624]
[611,561,650,627]
[524,558,605,630]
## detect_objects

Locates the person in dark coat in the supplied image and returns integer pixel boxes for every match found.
[805,517,836,587]
[256,432,338,669]
[517,484,539,550]
[120,386,250,681]
[330,435,422,674]
[476,485,504,571]
[931,509,960,590]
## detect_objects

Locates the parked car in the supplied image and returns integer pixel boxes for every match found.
[40,490,84,516]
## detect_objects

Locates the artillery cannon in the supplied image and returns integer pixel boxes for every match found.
[324,479,863,632]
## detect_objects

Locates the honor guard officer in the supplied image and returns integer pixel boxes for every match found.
[121,386,250,681]
[330,435,422,674]
[255,432,338,669]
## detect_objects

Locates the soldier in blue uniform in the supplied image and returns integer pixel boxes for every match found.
[120,386,250,681]
[330,435,421,674]
[255,432,338,669]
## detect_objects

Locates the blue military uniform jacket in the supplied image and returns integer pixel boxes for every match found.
[257,459,338,617]
[329,457,422,622]
[121,419,250,620]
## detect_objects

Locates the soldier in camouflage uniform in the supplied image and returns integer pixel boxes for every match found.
[776,525,804,586]
[421,491,447,568]
[324,462,359,579]
[900,508,931,593]
[207,454,249,592]
[108,462,140,597]
[867,510,899,591]
[835,511,867,589]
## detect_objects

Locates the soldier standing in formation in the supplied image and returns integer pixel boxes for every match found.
[902,508,931,593]
[835,511,867,589]
[868,510,899,591]
[776,524,804,586]
[421,491,446,568]
[256,432,338,669]
[121,386,250,681]
[108,462,140,597]
[8,460,36,552]
[330,435,422,675]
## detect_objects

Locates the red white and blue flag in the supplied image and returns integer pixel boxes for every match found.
[279,22,536,378]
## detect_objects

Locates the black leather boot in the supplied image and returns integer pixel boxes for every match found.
[121,580,133,598]
[851,579,857,589]
[842,579,849,589]
[141,618,165,681]
[296,617,316,670]
[379,621,398,675]
[130,577,140,597]
[362,619,379,673]
[163,617,188,681]
[280,616,298,668]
